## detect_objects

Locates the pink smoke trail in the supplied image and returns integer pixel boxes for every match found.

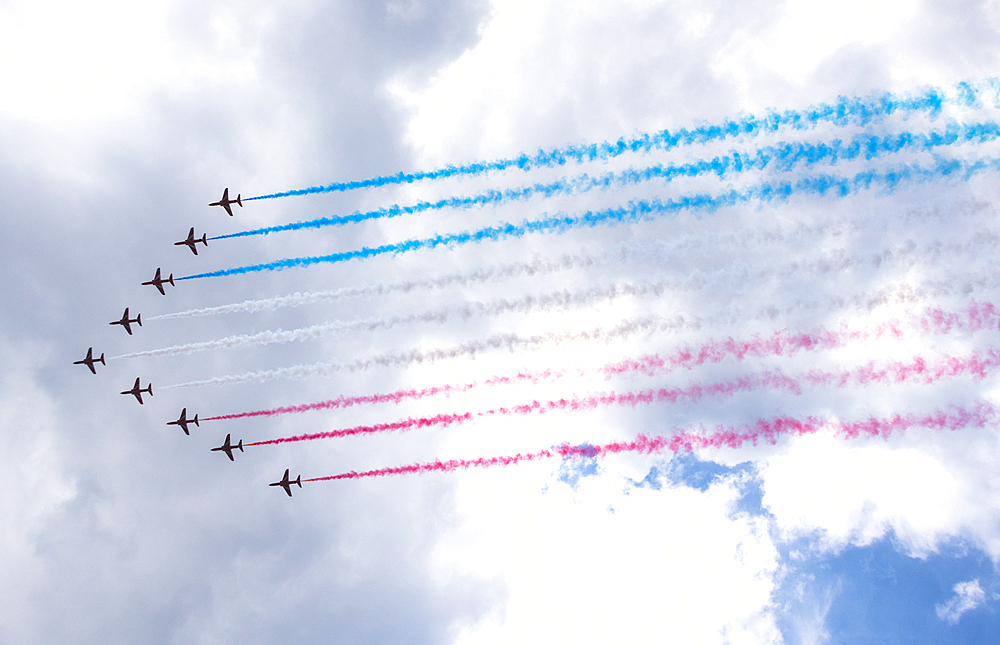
[245,413,473,446]
[211,349,999,424]
[244,351,1000,447]
[203,369,567,421]
[305,404,997,482]
[601,301,1000,378]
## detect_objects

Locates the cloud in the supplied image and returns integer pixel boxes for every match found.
[935,579,986,624]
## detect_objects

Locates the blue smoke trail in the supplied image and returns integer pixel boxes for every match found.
[216,122,1000,240]
[245,80,997,201]
[178,156,1000,281]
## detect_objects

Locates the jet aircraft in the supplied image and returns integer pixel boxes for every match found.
[142,267,174,295]
[167,408,199,435]
[109,308,141,335]
[73,347,105,374]
[269,468,302,497]
[209,187,242,216]
[175,227,208,255]
[211,433,243,461]
[121,377,152,404]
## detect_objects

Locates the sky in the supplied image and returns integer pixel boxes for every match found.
[2,0,1000,643]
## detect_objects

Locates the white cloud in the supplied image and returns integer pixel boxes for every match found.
[434,457,782,644]
[935,578,986,624]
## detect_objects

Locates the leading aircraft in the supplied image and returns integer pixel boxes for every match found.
[142,268,174,295]
[73,347,105,374]
[269,468,302,497]
[109,308,141,335]
[211,433,244,461]
[121,377,152,404]
[167,408,199,435]
[175,227,208,255]
[209,187,242,216]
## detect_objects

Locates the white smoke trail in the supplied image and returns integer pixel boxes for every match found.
[151,204,998,322]
[147,254,600,320]
[159,314,699,388]
[119,225,1000,361]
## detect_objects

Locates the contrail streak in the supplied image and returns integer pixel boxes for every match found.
[148,254,597,320]
[153,213,1000,321]
[246,80,991,200]
[161,301,1000,388]
[120,282,700,359]
[242,351,999,444]
[178,158,1000,281]
[304,403,997,481]
[207,350,1000,423]
[217,121,1000,240]
[202,369,566,421]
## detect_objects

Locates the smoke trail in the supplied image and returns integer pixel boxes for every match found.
[162,301,1000,389]
[121,282,702,359]
[242,351,1000,444]
[178,158,1000,281]
[208,350,1000,423]
[305,404,997,481]
[247,80,991,200]
[156,315,692,388]
[154,210,1000,322]
[601,300,1000,378]
[148,254,597,320]
[202,369,566,421]
[217,121,1000,241]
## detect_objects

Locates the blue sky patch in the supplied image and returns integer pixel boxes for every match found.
[776,534,1000,644]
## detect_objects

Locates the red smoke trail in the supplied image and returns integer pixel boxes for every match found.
[305,404,997,482]
[246,352,1000,447]
[245,413,473,446]
[203,369,567,421]
[602,301,1000,378]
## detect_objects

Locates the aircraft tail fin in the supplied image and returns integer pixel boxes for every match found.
[237,440,244,453]
[236,194,242,207]
[193,414,199,427]
[137,313,142,327]
[147,384,153,396]
[99,353,106,365]
[294,475,301,488]
[201,234,208,246]
[168,274,175,286]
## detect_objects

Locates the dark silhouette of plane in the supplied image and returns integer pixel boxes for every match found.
[175,227,208,255]
[121,377,152,404]
[73,347,105,374]
[211,433,243,461]
[209,187,242,216]
[270,468,302,497]
[142,268,174,295]
[109,308,141,335]
[167,408,199,435]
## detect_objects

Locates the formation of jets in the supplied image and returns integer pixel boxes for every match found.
[76,187,303,496]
